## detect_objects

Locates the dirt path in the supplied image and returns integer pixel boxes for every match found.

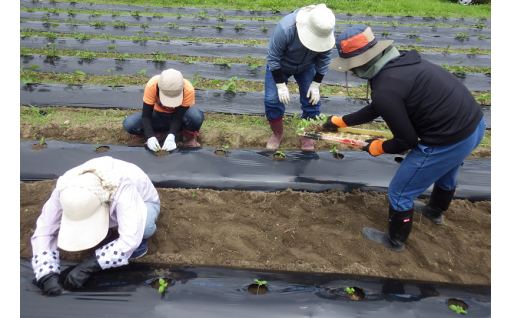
[20,181,491,285]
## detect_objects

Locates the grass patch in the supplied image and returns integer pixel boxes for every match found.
[32,0,491,19]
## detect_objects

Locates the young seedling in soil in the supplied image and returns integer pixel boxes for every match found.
[272,150,286,160]
[158,278,168,293]
[449,305,467,314]
[254,279,267,295]
[32,136,47,151]
[344,286,365,300]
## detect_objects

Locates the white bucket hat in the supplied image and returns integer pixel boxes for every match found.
[158,68,184,107]
[296,4,336,52]
[57,174,110,252]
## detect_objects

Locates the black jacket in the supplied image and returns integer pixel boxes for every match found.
[343,50,484,154]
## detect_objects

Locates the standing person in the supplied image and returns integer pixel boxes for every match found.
[31,156,161,294]
[323,25,485,252]
[123,68,204,151]
[265,3,335,151]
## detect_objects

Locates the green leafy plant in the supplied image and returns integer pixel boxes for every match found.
[215,23,223,30]
[345,287,355,294]
[449,305,467,314]
[275,150,285,157]
[249,62,263,70]
[167,22,179,28]
[214,57,231,68]
[140,23,149,29]
[90,21,106,28]
[260,26,268,32]
[477,34,490,40]
[219,76,246,93]
[222,145,229,149]
[189,72,202,86]
[75,49,97,60]
[112,20,127,28]
[329,145,339,153]
[455,32,469,39]
[234,23,245,30]
[216,12,226,21]
[20,65,40,84]
[116,53,130,61]
[195,11,208,19]
[39,136,46,146]
[136,69,148,76]
[158,278,168,293]
[93,142,100,149]
[131,10,142,17]
[254,279,267,294]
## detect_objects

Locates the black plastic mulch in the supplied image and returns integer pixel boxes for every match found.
[20,140,491,201]
[21,36,492,68]
[20,21,491,50]
[21,11,492,39]
[19,83,492,129]
[21,55,492,92]
[20,258,491,318]
[20,0,491,27]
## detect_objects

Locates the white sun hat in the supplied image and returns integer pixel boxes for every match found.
[57,173,110,252]
[158,68,184,107]
[296,4,336,52]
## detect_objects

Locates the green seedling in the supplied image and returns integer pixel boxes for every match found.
[261,26,268,32]
[158,278,168,293]
[214,58,231,68]
[39,137,46,145]
[167,23,179,28]
[234,23,245,30]
[137,31,144,36]
[90,21,106,28]
[249,62,263,70]
[455,32,469,39]
[254,279,267,294]
[345,287,355,294]
[449,305,467,314]
[192,191,196,198]
[222,145,229,149]
[107,44,117,52]
[189,72,202,86]
[216,12,226,20]
[329,145,339,153]
[215,23,223,30]
[20,65,40,84]
[136,69,148,76]
[75,49,97,61]
[220,76,246,93]
[131,10,142,17]
[275,150,285,157]
[112,19,128,27]
[93,142,100,149]
[140,23,149,29]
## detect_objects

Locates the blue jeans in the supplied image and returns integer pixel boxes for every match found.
[388,117,485,211]
[143,200,161,239]
[264,65,321,121]
[122,107,204,135]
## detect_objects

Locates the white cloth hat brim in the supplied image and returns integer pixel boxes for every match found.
[58,188,110,252]
[296,7,335,52]
[159,90,183,108]
[329,40,394,72]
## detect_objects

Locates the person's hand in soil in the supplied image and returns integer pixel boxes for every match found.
[362,139,386,156]
[37,273,64,295]
[322,115,348,131]
[162,134,176,151]
[63,253,102,289]
[147,136,160,151]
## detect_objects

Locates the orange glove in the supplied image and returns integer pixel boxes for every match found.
[322,115,348,131]
[362,139,386,156]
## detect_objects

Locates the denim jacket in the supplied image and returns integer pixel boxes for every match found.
[266,8,333,76]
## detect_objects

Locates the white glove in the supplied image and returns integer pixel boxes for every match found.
[276,83,290,105]
[162,134,177,151]
[147,136,160,151]
[307,81,321,105]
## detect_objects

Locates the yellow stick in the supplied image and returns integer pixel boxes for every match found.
[337,127,393,138]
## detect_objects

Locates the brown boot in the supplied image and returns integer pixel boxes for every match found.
[182,128,201,147]
[266,118,284,150]
[301,137,314,151]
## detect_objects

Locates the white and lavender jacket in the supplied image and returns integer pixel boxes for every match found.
[31,157,159,281]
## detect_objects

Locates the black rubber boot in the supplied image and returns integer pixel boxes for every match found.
[362,206,414,253]
[413,184,456,225]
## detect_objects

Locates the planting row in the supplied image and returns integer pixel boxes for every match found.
[20,258,491,318]
[20,140,491,201]
[21,11,492,38]
[19,83,492,128]
[20,37,492,68]
[20,0,491,27]
[20,21,492,49]
[20,55,492,92]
